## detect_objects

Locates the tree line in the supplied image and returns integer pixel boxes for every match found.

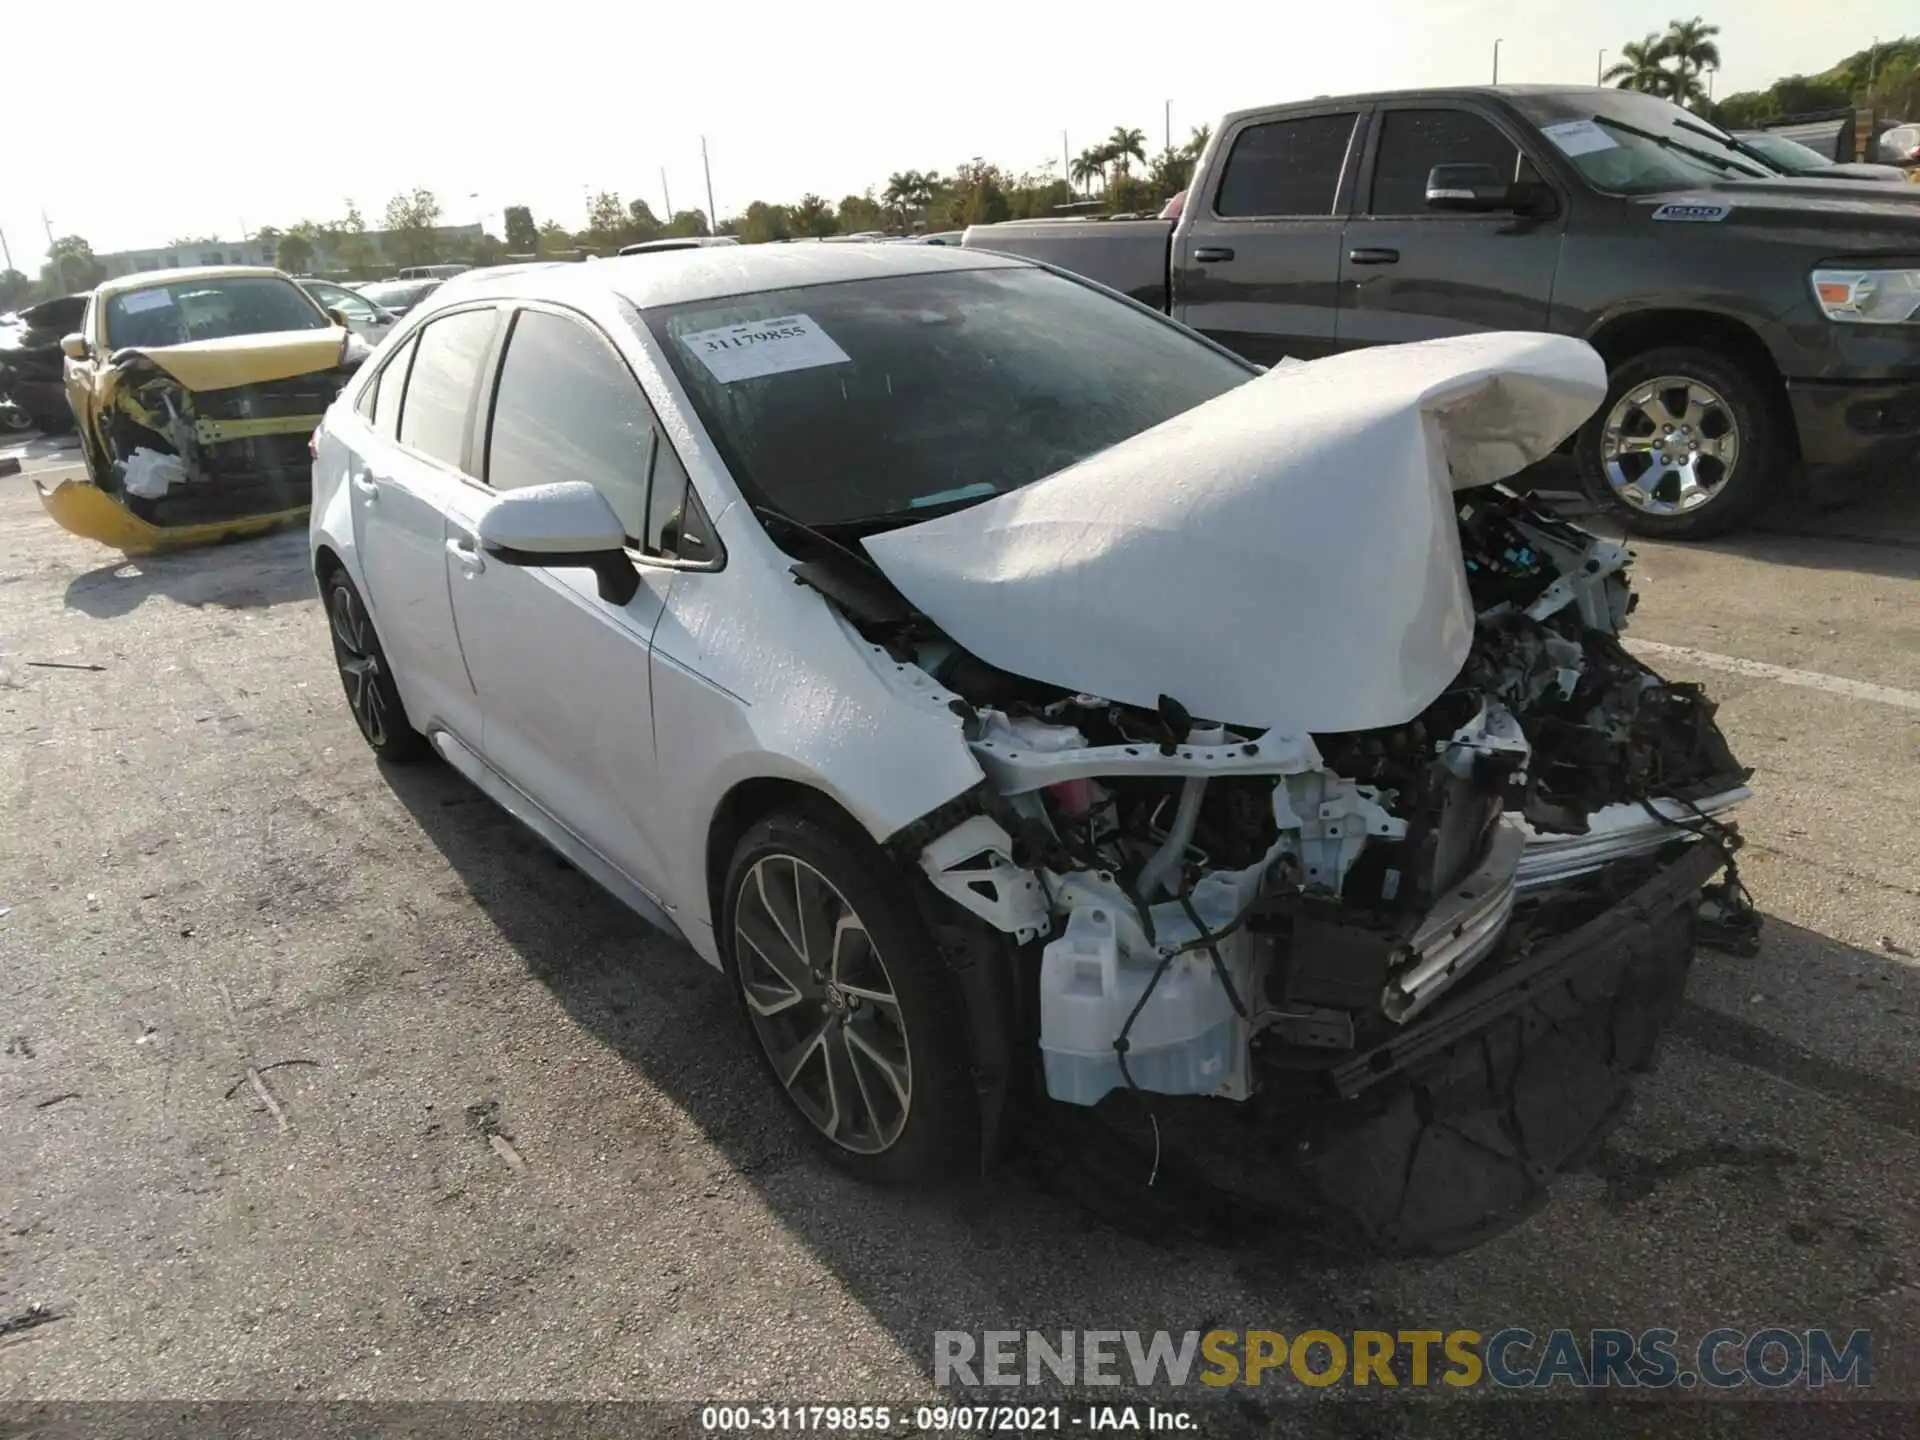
[4,27,1912,311]
[1601,20,1918,129]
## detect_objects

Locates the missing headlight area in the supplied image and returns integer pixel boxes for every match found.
[909,485,1751,1110]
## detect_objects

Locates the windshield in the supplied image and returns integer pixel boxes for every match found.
[104,276,330,348]
[644,266,1255,527]
[1736,132,1829,172]
[358,280,440,311]
[1513,90,1773,194]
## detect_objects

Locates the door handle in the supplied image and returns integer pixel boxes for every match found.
[349,471,379,501]
[1192,246,1236,263]
[1347,247,1400,265]
[445,535,486,575]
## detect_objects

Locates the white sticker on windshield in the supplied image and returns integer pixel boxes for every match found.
[1540,119,1618,158]
[681,313,851,383]
[119,289,174,314]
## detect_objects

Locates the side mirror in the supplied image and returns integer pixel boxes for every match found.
[475,480,639,605]
[1425,163,1513,210]
[60,333,89,361]
[325,307,353,329]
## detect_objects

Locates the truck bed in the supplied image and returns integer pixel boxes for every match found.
[961,219,1172,310]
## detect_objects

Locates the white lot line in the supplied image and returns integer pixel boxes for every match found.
[1625,637,1920,714]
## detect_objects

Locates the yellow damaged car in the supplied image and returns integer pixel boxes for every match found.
[42,266,372,552]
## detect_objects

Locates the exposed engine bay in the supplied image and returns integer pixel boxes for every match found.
[884,486,1751,1108]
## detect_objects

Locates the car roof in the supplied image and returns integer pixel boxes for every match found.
[433,241,1032,312]
[96,265,289,299]
[1217,83,1634,128]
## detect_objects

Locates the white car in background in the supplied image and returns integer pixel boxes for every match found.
[309,246,1750,1251]
[298,278,400,346]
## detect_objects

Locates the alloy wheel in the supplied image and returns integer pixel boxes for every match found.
[1599,375,1741,517]
[329,584,389,748]
[733,854,912,1155]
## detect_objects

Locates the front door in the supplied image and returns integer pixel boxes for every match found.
[1173,108,1365,364]
[1336,104,1565,346]
[447,304,686,899]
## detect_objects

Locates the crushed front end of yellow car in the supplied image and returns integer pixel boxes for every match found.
[34,475,308,552]
[46,329,366,552]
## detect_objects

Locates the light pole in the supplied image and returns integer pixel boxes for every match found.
[1492,38,1502,85]
[702,137,717,233]
[1597,49,1606,85]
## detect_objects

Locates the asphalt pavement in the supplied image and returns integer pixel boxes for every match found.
[2,440,1918,1429]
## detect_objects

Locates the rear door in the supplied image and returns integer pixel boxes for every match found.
[1172,107,1365,363]
[447,302,704,900]
[347,305,500,742]
[1336,102,1565,346]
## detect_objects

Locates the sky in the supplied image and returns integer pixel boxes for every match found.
[5,0,1913,268]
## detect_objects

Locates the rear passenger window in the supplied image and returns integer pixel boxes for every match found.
[362,334,416,435]
[1369,109,1526,215]
[1214,114,1358,217]
[486,308,661,544]
[398,309,496,470]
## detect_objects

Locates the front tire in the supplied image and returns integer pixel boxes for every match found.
[1576,346,1782,540]
[721,808,978,1183]
[322,567,430,763]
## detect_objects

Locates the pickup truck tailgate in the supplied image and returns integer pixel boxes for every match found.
[962,219,1173,309]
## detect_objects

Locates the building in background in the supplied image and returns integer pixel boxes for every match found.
[94,224,485,281]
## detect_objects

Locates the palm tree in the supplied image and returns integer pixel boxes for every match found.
[1182,123,1213,160]
[1662,16,1721,103]
[1603,33,1672,95]
[1070,149,1104,196]
[883,170,939,229]
[882,171,917,228]
[1107,126,1148,176]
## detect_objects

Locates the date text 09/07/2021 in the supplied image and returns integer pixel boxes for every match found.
[700,1405,1194,1432]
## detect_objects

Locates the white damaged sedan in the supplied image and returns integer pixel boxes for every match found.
[311,245,1754,1250]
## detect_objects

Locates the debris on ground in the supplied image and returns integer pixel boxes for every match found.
[0,1304,61,1338]
[25,660,107,673]
[33,1093,79,1110]
[1882,936,1914,958]
[466,1099,528,1174]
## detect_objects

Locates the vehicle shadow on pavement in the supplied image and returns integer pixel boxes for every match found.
[376,757,1369,1361]
[62,529,315,618]
[1530,472,1920,583]
[1694,525,1920,584]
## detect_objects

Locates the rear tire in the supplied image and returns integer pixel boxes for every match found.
[721,807,979,1184]
[1577,346,1781,540]
[321,566,430,764]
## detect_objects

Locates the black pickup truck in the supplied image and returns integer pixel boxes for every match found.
[965,85,1920,538]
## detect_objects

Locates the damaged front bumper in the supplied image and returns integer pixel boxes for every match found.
[35,475,308,553]
[1329,836,1727,1098]
[1515,785,1750,890]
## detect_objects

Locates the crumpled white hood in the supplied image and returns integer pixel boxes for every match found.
[863,332,1607,734]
